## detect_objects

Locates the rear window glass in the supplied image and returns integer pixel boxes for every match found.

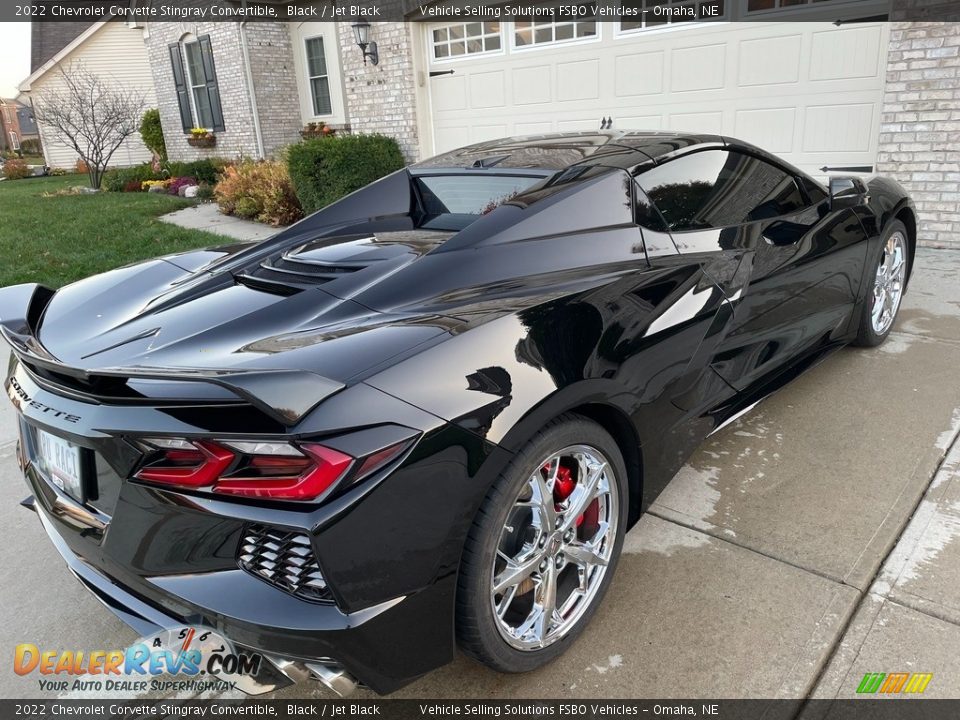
[415,175,541,217]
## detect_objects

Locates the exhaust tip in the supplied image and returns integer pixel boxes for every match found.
[305,662,358,697]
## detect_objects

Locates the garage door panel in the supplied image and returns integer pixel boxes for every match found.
[735,107,796,154]
[557,60,601,101]
[557,118,599,131]
[671,44,726,92]
[803,103,875,153]
[670,110,724,134]
[473,124,509,143]
[515,121,553,134]
[738,35,802,87]
[435,125,470,154]
[809,26,884,81]
[615,52,664,96]
[469,71,506,109]
[513,66,552,105]
[619,115,664,131]
[432,75,468,112]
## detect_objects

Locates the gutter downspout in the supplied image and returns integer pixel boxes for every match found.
[238,20,265,160]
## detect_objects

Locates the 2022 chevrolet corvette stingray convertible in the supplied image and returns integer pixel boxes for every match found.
[1,132,915,695]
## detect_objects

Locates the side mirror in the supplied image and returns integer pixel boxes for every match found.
[829,176,868,210]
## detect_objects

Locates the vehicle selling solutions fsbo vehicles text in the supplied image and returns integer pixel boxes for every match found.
[416,4,639,19]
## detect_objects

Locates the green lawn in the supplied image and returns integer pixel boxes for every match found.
[0,175,223,288]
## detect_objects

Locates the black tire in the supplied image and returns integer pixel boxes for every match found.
[456,413,628,672]
[853,219,910,348]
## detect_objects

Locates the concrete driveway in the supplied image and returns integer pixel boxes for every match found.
[1,248,959,702]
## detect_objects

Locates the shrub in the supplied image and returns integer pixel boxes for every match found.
[167,176,197,196]
[214,160,302,227]
[102,163,159,192]
[20,138,41,155]
[2,158,31,180]
[48,167,68,176]
[140,109,167,161]
[195,183,215,201]
[163,159,225,186]
[123,180,142,193]
[75,158,89,175]
[287,134,405,214]
[142,179,172,192]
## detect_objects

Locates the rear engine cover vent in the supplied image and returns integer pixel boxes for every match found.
[238,524,333,603]
[255,251,367,286]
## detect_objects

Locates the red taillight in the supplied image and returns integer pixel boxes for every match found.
[134,438,354,501]
[134,436,411,501]
[214,444,353,500]
[135,440,235,487]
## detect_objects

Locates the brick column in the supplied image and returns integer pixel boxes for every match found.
[876,22,960,249]
[336,22,421,163]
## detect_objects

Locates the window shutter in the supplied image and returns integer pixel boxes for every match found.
[168,43,193,132]
[197,35,225,132]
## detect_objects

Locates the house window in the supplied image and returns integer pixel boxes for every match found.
[169,34,225,133]
[432,22,502,59]
[618,0,725,31]
[305,36,332,116]
[747,0,840,10]
[184,40,215,129]
[514,20,597,47]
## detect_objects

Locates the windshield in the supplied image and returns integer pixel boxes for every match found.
[414,174,542,230]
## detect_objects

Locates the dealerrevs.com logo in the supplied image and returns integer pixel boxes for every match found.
[14,626,262,693]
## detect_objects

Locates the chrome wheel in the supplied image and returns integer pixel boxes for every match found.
[490,444,619,651]
[871,231,907,335]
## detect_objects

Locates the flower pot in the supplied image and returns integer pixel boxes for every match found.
[187,135,217,149]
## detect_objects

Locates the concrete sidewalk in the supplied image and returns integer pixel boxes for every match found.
[0,249,958,704]
[159,202,279,242]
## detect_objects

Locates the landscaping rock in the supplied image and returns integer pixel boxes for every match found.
[148,185,166,194]
[183,185,200,198]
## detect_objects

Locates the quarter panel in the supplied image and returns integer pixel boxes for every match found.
[366,260,740,517]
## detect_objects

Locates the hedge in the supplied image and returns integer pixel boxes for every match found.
[162,159,226,186]
[101,159,226,192]
[102,163,158,192]
[287,134,405,214]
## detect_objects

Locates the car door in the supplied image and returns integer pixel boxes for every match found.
[636,148,870,391]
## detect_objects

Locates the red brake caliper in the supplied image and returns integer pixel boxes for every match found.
[548,463,597,528]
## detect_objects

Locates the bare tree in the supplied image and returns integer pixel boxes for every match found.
[32,63,146,189]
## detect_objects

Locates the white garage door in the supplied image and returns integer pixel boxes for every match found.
[424,20,889,180]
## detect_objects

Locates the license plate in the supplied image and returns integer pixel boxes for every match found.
[36,429,84,501]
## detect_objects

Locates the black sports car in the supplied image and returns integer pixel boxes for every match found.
[1,132,915,695]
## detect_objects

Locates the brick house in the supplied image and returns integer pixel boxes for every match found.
[0,98,39,154]
[144,21,421,161]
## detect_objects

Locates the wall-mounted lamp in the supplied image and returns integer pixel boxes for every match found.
[351,21,379,66]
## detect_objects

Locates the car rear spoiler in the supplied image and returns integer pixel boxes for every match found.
[0,283,344,426]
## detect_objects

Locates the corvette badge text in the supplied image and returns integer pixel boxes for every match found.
[13,627,262,693]
[6,376,80,423]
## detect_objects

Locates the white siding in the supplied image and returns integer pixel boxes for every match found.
[26,23,156,170]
